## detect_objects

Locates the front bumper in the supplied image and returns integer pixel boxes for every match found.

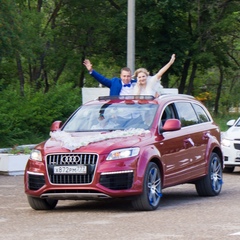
[24,153,142,200]
[222,142,240,166]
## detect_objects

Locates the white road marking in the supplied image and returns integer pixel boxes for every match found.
[230,232,240,236]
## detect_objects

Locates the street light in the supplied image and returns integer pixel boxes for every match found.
[127,0,135,73]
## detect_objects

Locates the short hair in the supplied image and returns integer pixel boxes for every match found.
[121,67,131,73]
[132,68,149,79]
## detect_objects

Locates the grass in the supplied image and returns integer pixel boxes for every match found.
[212,112,239,132]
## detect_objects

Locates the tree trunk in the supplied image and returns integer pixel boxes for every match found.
[43,70,49,93]
[53,60,67,83]
[79,55,86,88]
[179,57,191,94]
[214,66,223,115]
[187,62,197,95]
[16,52,25,97]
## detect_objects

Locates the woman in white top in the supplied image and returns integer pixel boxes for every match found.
[133,54,176,97]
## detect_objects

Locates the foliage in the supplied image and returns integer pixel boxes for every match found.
[213,112,240,132]
[9,146,31,155]
[0,0,239,147]
[0,83,80,147]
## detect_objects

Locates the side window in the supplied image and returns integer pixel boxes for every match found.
[192,104,210,123]
[161,104,176,126]
[175,102,198,127]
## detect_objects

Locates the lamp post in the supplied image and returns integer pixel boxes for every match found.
[127,0,135,73]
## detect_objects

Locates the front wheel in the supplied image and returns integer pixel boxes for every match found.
[27,196,58,210]
[132,162,162,211]
[195,153,223,196]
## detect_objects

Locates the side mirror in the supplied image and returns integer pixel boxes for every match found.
[50,121,62,131]
[226,119,235,127]
[160,119,181,133]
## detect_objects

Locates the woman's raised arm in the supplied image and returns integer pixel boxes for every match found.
[155,54,176,80]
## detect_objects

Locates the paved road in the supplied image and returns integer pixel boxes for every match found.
[1,168,240,240]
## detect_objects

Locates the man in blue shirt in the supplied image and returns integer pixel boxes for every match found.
[83,59,136,96]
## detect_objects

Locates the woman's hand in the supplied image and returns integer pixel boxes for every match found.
[169,54,176,65]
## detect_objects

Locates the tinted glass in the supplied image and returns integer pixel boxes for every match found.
[235,119,240,126]
[63,103,158,131]
[160,104,176,127]
[175,102,198,127]
[192,103,210,123]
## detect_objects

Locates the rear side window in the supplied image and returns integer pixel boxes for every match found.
[192,103,210,123]
[175,102,198,127]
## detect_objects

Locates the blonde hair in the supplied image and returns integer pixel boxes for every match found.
[132,68,150,95]
[132,68,149,79]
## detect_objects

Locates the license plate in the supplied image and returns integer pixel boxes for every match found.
[54,165,87,174]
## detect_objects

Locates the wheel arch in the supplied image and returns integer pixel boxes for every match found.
[149,157,164,186]
[212,146,223,168]
[136,145,163,184]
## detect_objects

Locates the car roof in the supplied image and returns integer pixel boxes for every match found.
[84,94,197,106]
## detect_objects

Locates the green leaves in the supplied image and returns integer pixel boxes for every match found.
[0,0,239,146]
[0,83,80,147]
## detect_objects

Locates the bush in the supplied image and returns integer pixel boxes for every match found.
[213,112,239,132]
[0,83,81,148]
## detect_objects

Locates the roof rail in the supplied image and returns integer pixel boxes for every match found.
[98,95,155,101]
[159,93,195,99]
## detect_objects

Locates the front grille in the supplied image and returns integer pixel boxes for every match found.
[100,172,134,190]
[28,174,45,190]
[46,154,98,184]
[234,143,240,150]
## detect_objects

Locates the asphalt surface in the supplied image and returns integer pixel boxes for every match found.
[1,168,240,240]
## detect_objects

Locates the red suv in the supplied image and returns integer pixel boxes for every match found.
[24,94,223,211]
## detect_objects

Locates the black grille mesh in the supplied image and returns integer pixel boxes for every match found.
[28,174,45,190]
[234,143,240,150]
[100,172,134,190]
[46,154,98,184]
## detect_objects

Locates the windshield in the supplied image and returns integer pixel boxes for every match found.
[63,102,158,132]
[235,118,240,127]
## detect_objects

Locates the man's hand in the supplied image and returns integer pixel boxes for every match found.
[83,59,93,72]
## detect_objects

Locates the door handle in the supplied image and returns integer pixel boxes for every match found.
[203,132,210,140]
[184,138,195,147]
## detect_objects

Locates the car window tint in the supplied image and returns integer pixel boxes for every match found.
[234,119,240,126]
[63,103,158,131]
[161,104,176,127]
[192,103,210,123]
[175,102,198,127]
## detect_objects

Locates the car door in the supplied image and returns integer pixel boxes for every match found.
[174,102,209,180]
[159,102,205,187]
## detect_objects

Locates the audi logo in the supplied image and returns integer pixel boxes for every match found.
[61,155,81,164]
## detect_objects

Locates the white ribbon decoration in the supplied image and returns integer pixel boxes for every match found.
[49,129,150,151]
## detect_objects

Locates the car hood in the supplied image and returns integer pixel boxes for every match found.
[223,127,240,139]
[42,129,152,154]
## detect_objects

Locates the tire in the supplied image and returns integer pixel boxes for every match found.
[195,153,223,196]
[223,166,235,173]
[132,162,162,211]
[27,196,58,210]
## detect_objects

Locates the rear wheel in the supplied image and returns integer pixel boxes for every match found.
[27,196,58,210]
[195,153,223,196]
[132,162,162,211]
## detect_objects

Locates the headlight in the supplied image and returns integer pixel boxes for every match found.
[30,149,42,161]
[221,139,231,147]
[106,147,140,160]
